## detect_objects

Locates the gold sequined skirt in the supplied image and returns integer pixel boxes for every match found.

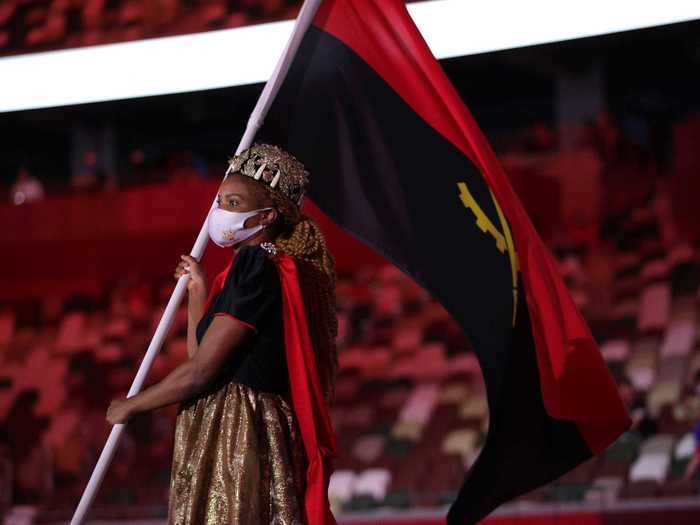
[167,381,307,525]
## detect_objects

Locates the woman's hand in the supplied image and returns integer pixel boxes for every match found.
[106,397,136,425]
[175,254,207,293]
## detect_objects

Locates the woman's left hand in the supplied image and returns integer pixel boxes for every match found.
[106,397,135,425]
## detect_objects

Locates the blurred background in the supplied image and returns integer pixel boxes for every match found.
[1,1,700,524]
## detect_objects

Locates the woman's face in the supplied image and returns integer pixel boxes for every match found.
[216,174,277,229]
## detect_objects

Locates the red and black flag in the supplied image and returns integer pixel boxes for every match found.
[258,1,632,523]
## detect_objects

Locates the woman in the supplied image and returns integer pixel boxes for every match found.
[106,143,338,525]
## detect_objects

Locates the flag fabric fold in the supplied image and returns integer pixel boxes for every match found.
[256,0,632,523]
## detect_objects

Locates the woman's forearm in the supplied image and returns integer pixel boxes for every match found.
[128,360,203,414]
[186,286,207,358]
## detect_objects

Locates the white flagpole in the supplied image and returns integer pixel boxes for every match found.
[69,1,323,523]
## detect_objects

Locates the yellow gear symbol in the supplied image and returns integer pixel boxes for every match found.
[457,181,520,326]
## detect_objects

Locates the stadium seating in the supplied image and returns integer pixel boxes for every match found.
[0,0,430,58]
[0,159,699,519]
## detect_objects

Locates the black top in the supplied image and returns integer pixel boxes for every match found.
[195,244,289,395]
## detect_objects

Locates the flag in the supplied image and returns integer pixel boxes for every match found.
[257,1,632,523]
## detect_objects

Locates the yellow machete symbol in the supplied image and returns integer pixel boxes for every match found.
[457,181,520,326]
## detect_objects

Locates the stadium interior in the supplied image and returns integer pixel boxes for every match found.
[1,2,700,524]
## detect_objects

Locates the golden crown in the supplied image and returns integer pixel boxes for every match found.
[225,143,309,207]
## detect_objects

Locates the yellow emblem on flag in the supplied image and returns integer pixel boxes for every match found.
[457,181,520,326]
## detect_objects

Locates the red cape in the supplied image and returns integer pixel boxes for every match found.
[204,250,336,525]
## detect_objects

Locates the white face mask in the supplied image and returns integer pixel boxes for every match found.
[207,205,272,248]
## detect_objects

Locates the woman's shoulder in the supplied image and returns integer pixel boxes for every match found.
[226,244,279,288]
[206,244,283,328]
[233,243,277,269]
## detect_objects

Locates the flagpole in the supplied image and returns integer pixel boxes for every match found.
[69,2,322,523]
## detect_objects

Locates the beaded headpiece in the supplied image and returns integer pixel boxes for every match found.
[225,143,309,208]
